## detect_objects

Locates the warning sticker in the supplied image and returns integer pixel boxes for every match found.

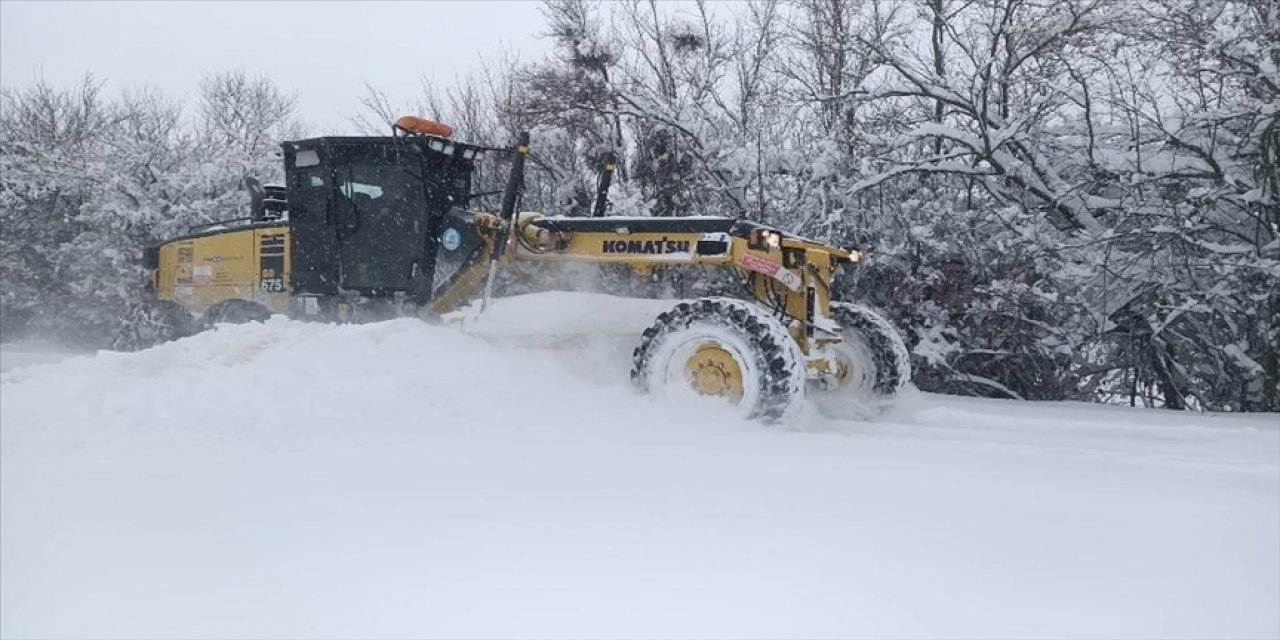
[739,253,801,290]
[192,265,213,286]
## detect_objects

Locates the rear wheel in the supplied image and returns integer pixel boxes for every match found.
[112,299,196,351]
[203,298,271,327]
[631,297,806,423]
[813,302,911,417]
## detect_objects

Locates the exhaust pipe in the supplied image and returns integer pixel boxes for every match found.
[591,151,616,218]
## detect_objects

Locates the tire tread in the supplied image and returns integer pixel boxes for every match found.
[631,297,806,423]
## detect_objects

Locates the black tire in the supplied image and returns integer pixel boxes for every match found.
[111,300,196,351]
[631,297,807,423]
[203,298,271,327]
[813,302,911,416]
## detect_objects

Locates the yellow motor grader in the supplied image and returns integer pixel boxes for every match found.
[119,117,910,421]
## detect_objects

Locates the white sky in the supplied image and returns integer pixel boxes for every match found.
[0,0,554,133]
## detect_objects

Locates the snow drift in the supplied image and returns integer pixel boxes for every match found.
[2,293,1278,639]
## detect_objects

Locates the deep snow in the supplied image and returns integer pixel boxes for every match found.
[2,293,1278,639]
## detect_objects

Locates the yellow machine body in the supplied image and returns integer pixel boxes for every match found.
[152,224,291,314]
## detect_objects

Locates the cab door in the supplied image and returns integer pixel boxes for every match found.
[285,147,340,295]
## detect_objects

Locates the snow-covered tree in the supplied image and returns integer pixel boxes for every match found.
[0,72,304,345]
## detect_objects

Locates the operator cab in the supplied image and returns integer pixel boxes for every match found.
[280,128,486,303]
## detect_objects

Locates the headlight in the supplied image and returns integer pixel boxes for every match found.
[847,249,862,263]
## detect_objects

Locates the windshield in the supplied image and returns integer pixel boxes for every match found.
[337,164,419,215]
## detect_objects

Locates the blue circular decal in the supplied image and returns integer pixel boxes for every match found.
[441,227,463,251]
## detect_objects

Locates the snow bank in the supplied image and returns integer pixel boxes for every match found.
[2,299,1278,639]
[446,290,678,338]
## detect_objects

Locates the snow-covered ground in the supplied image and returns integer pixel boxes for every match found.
[0,338,85,373]
[3,293,1278,639]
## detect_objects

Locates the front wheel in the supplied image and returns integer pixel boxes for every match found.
[813,302,911,417]
[631,297,807,423]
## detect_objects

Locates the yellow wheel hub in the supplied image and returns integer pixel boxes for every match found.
[684,343,744,403]
[833,357,850,383]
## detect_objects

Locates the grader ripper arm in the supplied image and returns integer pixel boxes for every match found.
[430,211,856,355]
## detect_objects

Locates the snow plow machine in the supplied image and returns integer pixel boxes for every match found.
[120,116,910,421]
